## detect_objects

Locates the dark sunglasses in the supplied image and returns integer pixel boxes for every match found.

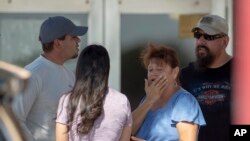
[193,32,225,41]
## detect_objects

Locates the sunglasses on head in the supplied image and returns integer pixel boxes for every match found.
[193,32,225,41]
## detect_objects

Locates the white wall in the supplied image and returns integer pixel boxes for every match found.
[0,0,233,91]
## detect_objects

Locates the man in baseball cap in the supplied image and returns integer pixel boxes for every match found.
[13,16,88,141]
[192,14,228,35]
[180,14,232,141]
[39,16,88,44]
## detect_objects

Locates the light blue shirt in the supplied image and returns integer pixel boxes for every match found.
[136,88,206,141]
[13,56,75,141]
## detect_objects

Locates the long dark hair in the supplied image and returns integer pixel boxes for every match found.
[67,44,110,134]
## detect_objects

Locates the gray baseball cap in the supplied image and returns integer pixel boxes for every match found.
[192,14,228,35]
[39,16,88,44]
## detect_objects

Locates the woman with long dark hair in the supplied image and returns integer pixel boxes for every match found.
[56,45,132,141]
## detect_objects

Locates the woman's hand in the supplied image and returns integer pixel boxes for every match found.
[130,136,146,141]
[131,76,168,135]
[144,75,168,105]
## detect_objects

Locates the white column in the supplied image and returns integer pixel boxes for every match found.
[211,0,233,56]
[104,0,121,90]
[227,0,233,55]
[88,0,104,44]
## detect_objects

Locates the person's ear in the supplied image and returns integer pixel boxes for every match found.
[173,67,180,80]
[223,35,229,47]
[53,39,63,50]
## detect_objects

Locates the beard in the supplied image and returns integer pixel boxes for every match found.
[71,53,78,59]
[71,45,79,59]
[194,45,214,71]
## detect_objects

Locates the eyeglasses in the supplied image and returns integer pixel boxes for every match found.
[193,32,225,41]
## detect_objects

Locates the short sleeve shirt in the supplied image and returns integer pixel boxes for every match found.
[136,88,206,141]
[56,88,132,141]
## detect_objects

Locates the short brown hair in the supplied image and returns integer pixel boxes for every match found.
[141,43,180,69]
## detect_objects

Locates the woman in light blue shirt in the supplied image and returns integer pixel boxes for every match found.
[132,43,206,141]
